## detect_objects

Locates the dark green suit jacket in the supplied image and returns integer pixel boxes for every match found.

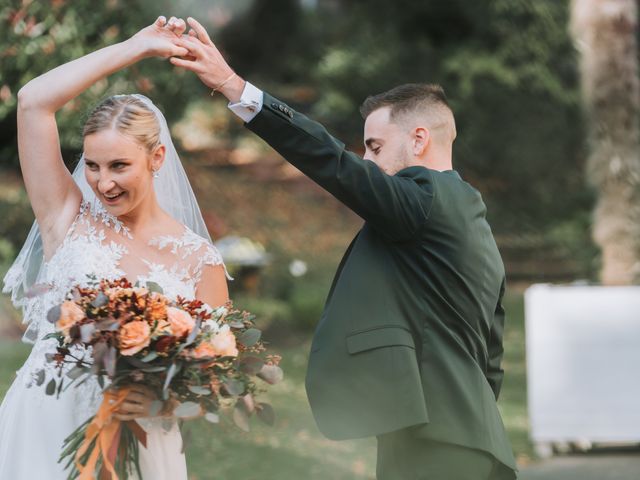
[246,93,517,472]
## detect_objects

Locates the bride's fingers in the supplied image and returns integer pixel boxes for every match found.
[172,18,187,36]
[187,17,214,46]
[170,56,200,72]
[155,15,167,27]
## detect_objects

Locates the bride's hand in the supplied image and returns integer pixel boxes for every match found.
[128,16,189,59]
[113,385,158,421]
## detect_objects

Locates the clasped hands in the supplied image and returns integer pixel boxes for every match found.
[130,15,244,102]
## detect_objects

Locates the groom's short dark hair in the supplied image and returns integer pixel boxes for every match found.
[360,83,450,119]
[360,83,456,141]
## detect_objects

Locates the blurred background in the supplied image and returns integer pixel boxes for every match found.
[1,0,638,478]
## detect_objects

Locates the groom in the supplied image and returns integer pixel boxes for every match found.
[170,16,517,480]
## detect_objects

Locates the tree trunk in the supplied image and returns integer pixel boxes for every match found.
[571,0,640,285]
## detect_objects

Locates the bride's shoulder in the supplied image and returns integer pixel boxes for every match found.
[150,222,220,260]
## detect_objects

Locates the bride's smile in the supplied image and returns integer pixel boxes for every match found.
[83,126,164,216]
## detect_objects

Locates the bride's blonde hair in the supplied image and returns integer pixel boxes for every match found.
[83,95,161,153]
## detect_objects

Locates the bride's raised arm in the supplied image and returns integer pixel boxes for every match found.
[16,16,188,258]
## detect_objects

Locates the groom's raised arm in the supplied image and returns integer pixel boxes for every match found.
[171,17,433,241]
[232,85,435,242]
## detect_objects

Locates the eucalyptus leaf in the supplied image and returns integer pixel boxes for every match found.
[47,305,61,324]
[187,385,211,396]
[45,378,56,395]
[184,319,201,347]
[96,319,119,331]
[222,378,245,396]
[239,356,264,375]
[126,356,152,369]
[257,364,284,385]
[204,412,220,424]
[146,281,164,294]
[238,328,261,347]
[66,365,87,380]
[141,351,158,363]
[42,332,62,341]
[103,346,116,378]
[233,404,250,432]
[163,362,181,393]
[174,401,202,418]
[79,324,96,343]
[257,403,276,426]
[91,292,109,308]
[35,369,45,386]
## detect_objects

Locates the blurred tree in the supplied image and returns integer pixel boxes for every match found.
[0,0,249,167]
[0,0,597,277]
[571,0,640,285]
[304,0,588,240]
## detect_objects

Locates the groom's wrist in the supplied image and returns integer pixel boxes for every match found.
[218,75,246,103]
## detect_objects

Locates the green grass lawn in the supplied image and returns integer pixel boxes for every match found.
[0,292,530,479]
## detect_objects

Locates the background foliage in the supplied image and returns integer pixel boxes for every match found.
[0,0,593,262]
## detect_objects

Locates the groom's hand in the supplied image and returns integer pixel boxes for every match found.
[170,17,245,102]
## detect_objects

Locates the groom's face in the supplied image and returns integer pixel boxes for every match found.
[363,106,412,175]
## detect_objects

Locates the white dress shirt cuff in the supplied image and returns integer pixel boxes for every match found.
[228,81,264,123]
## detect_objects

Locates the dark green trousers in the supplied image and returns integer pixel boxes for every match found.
[376,428,517,480]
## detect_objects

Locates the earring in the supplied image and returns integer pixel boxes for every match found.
[152,169,159,179]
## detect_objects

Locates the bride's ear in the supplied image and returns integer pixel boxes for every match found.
[150,144,166,172]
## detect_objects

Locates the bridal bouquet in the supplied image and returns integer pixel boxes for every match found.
[38,277,283,480]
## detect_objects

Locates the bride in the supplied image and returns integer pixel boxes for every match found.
[0,16,229,479]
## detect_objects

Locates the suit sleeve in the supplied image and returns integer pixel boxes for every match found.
[245,93,434,242]
[486,278,506,400]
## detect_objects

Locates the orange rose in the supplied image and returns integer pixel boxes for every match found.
[56,301,85,337]
[147,294,168,322]
[192,342,217,359]
[166,307,195,338]
[133,287,148,309]
[209,325,239,357]
[119,320,151,355]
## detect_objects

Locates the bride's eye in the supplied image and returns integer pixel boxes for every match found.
[112,162,126,170]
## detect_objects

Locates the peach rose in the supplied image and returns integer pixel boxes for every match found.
[192,342,217,359]
[167,307,195,338]
[56,301,85,337]
[209,325,239,357]
[119,321,151,356]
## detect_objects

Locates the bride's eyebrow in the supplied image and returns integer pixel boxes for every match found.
[84,158,131,164]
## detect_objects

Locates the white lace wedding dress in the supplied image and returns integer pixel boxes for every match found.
[0,198,227,479]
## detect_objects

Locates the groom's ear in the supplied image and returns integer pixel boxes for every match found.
[412,127,430,157]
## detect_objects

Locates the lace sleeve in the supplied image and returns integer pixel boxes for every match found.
[194,243,232,284]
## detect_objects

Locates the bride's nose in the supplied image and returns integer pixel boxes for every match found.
[97,175,116,193]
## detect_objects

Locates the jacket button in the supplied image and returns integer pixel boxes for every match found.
[271,102,278,109]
